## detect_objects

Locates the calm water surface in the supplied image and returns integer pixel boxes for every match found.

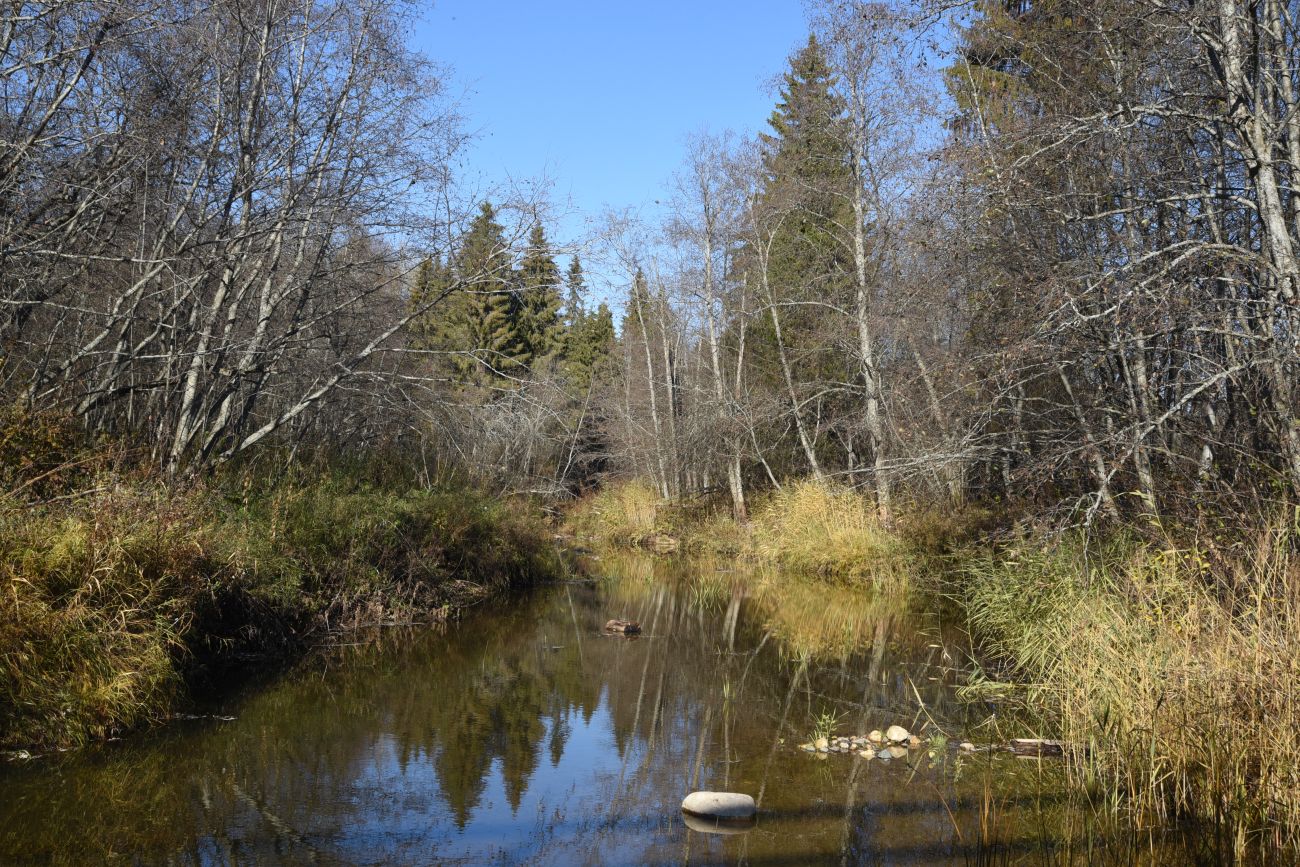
[0,553,1218,865]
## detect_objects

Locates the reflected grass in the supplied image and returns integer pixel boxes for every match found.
[750,570,910,662]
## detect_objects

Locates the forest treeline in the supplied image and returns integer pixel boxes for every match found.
[574,0,1300,531]
[6,0,1299,526]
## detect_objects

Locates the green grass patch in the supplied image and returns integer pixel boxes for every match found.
[0,451,561,751]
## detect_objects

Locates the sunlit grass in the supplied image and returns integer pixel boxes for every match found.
[0,460,561,751]
[962,522,1300,851]
[748,481,909,585]
[569,479,909,585]
[562,480,660,545]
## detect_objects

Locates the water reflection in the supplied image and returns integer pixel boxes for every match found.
[0,552,1219,865]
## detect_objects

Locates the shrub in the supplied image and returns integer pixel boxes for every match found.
[749,481,908,584]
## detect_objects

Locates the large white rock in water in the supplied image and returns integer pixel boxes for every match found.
[681,791,756,820]
[885,725,910,744]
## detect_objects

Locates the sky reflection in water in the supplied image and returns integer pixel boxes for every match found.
[0,553,1212,865]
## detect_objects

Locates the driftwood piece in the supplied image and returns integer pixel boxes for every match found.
[1009,738,1066,757]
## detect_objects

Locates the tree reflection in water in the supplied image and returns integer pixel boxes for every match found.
[0,552,1224,865]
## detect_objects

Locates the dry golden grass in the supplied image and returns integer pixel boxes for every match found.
[568,480,909,584]
[562,480,661,545]
[749,481,908,585]
[963,520,1300,851]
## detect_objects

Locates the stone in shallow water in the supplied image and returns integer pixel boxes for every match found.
[886,745,909,759]
[885,725,910,744]
[681,791,757,820]
[867,729,883,744]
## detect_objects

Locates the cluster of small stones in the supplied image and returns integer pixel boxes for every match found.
[798,725,924,761]
[797,728,1068,762]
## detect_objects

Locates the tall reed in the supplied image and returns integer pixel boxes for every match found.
[962,522,1300,851]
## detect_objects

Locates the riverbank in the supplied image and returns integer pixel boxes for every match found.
[0,424,563,752]
[562,479,989,583]
[1,546,1173,865]
[565,480,1300,852]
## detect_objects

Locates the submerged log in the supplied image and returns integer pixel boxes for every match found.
[641,533,680,553]
[1009,738,1066,757]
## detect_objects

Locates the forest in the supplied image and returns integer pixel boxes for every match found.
[7,0,1299,519]
[4,0,1300,860]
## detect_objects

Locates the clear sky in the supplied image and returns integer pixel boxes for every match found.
[412,1,810,302]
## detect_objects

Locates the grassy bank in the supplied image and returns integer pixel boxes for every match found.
[962,524,1300,849]
[563,479,982,583]
[567,480,1300,848]
[0,435,561,752]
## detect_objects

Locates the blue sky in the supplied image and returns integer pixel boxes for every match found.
[412,1,809,302]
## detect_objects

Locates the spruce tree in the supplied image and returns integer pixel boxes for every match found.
[453,202,525,379]
[758,35,854,301]
[562,299,616,490]
[564,255,586,327]
[732,35,857,476]
[516,223,564,368]
[408,255,450,352]
[565,302,615,392]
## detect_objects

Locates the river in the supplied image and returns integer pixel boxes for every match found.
[0,552,1222,864]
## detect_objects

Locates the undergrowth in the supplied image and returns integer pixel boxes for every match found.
[0,414,561,751]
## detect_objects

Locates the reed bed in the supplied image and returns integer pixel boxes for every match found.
[962,522,1300,851]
